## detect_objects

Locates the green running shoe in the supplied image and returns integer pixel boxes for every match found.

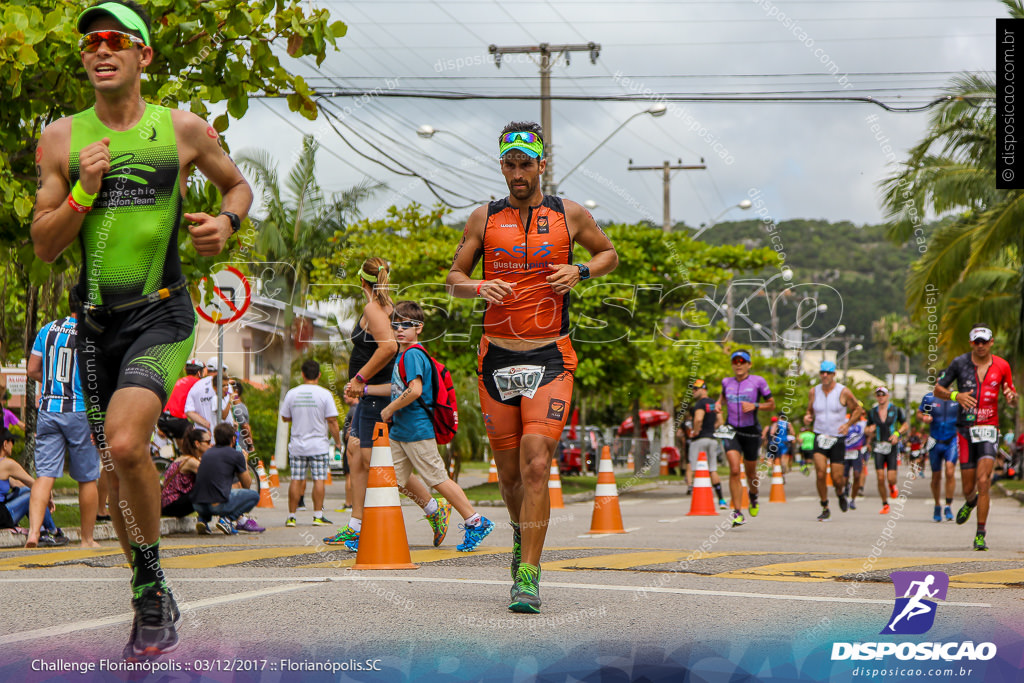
[973,533,987,551]
[425,501,453,547]
[323,525,359,545]
[956,501,974,525]
[509,563,541,614]
[749,501,759,518]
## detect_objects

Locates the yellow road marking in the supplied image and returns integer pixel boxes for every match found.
[544,550,804,572]
[714,557,1000,582]
[948,567,1024,589]
[0,544,214,571]
[161,547,327,569]
[297,547,514,569]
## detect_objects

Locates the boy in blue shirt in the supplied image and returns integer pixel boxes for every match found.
[376,301,494,552]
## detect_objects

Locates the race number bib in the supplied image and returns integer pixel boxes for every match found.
[816,434,838,450]
[873,441,893,455]
[714,425,736,440]
[844,450,859,460]
[926,437,936,452]
[492,365,544,401]
[968,425,998,444]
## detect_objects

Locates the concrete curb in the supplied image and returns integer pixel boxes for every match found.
[995,482,1024,504]
[0,517,195,549]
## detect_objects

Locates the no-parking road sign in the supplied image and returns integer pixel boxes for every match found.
[196,265,252,324]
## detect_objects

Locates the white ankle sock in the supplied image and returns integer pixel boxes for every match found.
[423,499,439,515]
[465,513,481,527]
[349,518,361,532]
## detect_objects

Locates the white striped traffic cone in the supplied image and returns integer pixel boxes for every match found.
[687,452,718,516]
[769,462,787,503]
[549,461,564,509]
[588,445,625,533]
[351,423,417,570]
[487,457,499,484]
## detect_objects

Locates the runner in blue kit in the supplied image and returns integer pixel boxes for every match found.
[804,360,865,521]
[843,414,868,510]
[717,350,774,527]
[917,391,959,522]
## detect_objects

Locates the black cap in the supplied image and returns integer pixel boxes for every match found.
[0,427,19,444]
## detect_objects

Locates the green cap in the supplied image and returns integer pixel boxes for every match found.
[77,2,151,46]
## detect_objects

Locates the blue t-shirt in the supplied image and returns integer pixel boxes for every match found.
[918,392,959,442]
[31,317,86,413]
[390,347,436,442]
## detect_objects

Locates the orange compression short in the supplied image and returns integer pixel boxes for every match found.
[477,336,577,451]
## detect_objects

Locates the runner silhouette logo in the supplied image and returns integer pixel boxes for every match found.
[881,571,949,635]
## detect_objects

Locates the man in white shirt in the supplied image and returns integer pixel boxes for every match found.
[185,357,231,431]
[281,359,342,527]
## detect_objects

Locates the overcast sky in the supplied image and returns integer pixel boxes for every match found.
[222,0,1001,229]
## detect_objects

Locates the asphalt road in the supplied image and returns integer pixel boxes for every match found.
[1,466,1021,682]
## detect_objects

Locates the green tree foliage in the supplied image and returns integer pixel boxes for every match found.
[308,204,778,440]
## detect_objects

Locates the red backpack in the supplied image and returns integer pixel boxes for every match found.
[396,343,458,444]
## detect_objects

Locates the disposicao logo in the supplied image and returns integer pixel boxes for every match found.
[831,571,997,662]
[882,571,947,635]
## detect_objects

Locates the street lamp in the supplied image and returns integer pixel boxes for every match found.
[694,199,753,238]
[415,125,492,158]
[555,104,667,190]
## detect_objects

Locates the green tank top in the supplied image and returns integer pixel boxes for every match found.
[800,430,815,449]
[69,104,183,306]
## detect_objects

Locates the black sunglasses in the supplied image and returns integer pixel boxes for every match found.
[391,320,419,330]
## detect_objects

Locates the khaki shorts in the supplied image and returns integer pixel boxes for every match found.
[391,438,449,488]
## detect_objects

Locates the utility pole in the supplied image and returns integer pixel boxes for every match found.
[627,159,707,232]
[489,42,601,196]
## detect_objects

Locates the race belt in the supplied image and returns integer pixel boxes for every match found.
[873,441,893,455]
[968,425,998,444]
[816,434,838,450]
[493,365,544,401]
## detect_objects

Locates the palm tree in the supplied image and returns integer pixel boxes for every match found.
[238,135,383,465]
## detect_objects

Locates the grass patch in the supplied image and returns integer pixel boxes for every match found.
[999,479,1024,491]
[9,504,80,530]
[463,476,599,502]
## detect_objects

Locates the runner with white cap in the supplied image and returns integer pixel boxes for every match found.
[933,324,1017,550]
[804,360,864,521]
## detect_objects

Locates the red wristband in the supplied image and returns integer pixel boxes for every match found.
[475,281,483,295]
[67,194,91,213]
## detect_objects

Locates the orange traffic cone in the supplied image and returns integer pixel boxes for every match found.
[739,469,750,509]
[769,462,787,503]
[254,460,274,508]
[487,457,499,483]
[687,452,718,516]
[327,469,333,485]
[659,449,669,476]
[352,423,417,570]
[627,452,634,469]
[549,461,565,509]
[827,469,833,487]
[268,464,280,488]
[588,445,626,533]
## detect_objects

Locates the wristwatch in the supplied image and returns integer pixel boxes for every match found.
[576,263,591,281]
[220,211,241,233]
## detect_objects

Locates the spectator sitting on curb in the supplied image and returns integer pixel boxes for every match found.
[0,428,68,546]
[160,427,208,518]
[191,423,262,535]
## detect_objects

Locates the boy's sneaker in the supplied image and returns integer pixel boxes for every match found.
[973,533,987,551]
[457,517,495,552]
[195,522,212,535]
[125,586,180,659]
[508,564,541,614]
[216,518,238,535]
[285,516,297,528]
[312,515,333,526]
[426,501,453,547]
[933,505,942,523]
[944,506,954,522]
[817,507,831,522]
[345,536,359,552]
[236,518,265,533]
[717,498,728,510]
[37,532,70,547]
[324,526,359,545]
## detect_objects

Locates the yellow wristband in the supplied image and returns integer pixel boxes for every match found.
[71,181,97,207]
[950,391,958,401]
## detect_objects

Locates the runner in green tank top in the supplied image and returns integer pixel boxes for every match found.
[30,0,252,661]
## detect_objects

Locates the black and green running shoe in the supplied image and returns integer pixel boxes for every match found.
[956,500,974,525]
[509,563,541,614]
[510,522,522,580]
[973,533,987,551]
